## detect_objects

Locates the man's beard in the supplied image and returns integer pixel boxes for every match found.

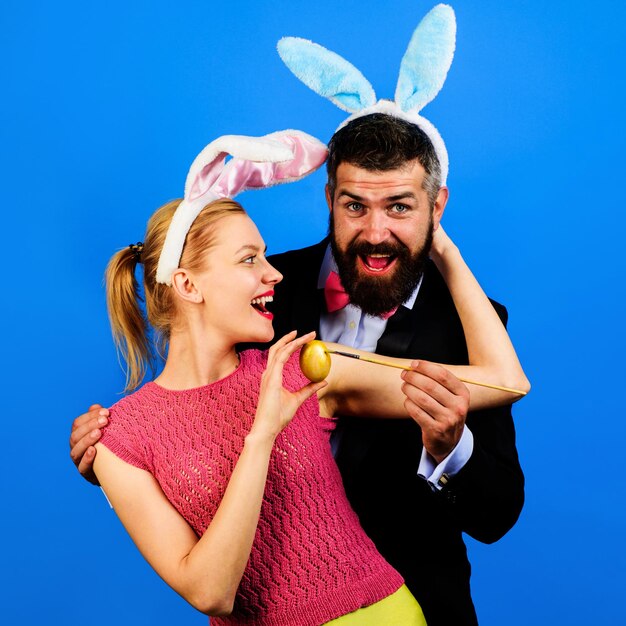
[329,217,433,317]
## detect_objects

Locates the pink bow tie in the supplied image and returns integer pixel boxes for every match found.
[324,270,397,320]
[324,270,351,313]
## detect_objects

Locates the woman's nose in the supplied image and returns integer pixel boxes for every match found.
[264,259,283,285]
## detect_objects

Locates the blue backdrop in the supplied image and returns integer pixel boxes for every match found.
[2,1,625,624]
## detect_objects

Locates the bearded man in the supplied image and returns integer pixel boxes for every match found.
[70,113,524,626]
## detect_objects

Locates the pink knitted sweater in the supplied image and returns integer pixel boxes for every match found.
[101,349,403,625]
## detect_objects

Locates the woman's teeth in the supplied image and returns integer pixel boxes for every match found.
[251,295,273,311]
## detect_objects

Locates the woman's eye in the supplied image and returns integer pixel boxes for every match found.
[243,256,256,264]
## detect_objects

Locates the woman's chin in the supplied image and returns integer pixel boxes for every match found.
[240,321,275,345]
[257,327,275,343]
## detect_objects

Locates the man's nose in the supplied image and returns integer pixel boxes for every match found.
[360,211,390,245]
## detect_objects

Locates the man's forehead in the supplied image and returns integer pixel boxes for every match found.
[334,160,426,193]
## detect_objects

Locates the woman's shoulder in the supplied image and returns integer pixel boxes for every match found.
[108,382,165,424]
[239,346,307,389]
[100,384,161,472]
[109,380,154,406]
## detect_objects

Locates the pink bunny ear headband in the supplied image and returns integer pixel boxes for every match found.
[156,130,328,285]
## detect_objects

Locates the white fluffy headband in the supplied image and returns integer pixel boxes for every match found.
[277,3,456,185]
[156,130,328,285]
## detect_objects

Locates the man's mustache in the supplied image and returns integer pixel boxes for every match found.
[346,238,409,257]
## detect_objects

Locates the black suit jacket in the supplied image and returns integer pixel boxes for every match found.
[252,239,524,626]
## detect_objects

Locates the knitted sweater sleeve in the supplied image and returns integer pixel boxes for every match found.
[99,392,152,473]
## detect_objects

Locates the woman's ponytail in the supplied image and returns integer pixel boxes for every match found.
[105,244,151,392]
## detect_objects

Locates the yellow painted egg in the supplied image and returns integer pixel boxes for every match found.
[300,340,331,382]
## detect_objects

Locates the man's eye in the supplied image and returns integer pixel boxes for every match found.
[243,256,256,264]
[390,204,410,214]
[347,202,364,212]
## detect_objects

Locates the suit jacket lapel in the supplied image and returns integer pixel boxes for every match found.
[375,262,439,358]
[374,304,416,358]
[283,239,327,336]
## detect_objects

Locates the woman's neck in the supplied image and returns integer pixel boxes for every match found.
[156,326,240,391]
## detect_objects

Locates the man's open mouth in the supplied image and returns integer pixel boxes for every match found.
[358,253,398,275]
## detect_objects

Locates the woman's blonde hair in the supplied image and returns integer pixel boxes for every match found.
[105,198,246,391]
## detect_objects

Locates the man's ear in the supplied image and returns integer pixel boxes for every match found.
[171,269,203,304]
[432,186,449,231]
[325,184,333,212]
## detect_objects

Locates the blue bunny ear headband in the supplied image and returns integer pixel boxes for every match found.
[277,3,456,185]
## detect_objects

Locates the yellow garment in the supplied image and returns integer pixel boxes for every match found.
[324,584,426,625]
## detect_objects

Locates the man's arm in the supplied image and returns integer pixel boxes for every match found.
[69,404,109,485]
[404,238,525,542]
[403,364,524,542]
[439,402,524,543]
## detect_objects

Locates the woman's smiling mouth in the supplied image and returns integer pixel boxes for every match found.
[251,291,274,319]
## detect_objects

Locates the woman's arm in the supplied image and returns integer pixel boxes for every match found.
[427,226,530,402]
[94,331,324,616]
[318,228,530,419]
[94,433,274,616]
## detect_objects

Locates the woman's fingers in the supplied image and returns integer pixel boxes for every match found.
[266,330,297,359]
[293,380,327,405]
[266,331,316,370]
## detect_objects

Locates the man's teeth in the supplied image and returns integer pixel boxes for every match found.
[364,253,393,271]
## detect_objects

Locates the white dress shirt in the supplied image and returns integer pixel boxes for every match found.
[317,245,473,491]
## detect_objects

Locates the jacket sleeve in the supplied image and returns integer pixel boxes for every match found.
[432,299,525,543]
[437,402,525,543]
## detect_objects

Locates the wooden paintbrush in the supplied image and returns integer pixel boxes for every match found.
[327,348,527,395]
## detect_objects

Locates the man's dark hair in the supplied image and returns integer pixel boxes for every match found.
[326,113,442,207]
